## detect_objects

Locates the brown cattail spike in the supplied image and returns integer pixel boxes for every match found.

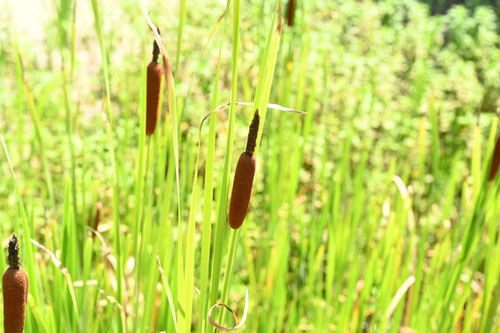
[286,0,297,27]
[245,109,260,155]
[146,62,162,136]
[228,110,261,229]
[3,233,29,333]
[229,152,256,229]
[489,136,500,181]
[146,28,163,136]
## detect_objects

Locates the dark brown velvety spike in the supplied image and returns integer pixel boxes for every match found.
[229,152,256,229]
[3,233,29,333]
[286,0,296,27]
[489,136,500,181]
[146,61,162,136]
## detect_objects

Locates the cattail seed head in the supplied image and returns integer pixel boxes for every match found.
[286,0,297,27]
[229,152,256,229]
[146,30,163,136]
[489,136,500,181]
[3,233,29,333]
[228,110,260,229]
[146,59,162,136]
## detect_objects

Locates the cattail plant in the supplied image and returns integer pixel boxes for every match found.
[489,136,500,181]
[286,0,297,27]
[146,29,163,136]
[229,109,260,229]
[2,233,29,333]
[87,200,103,231]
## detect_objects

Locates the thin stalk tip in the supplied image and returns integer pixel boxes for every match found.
[7,233,20,269]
